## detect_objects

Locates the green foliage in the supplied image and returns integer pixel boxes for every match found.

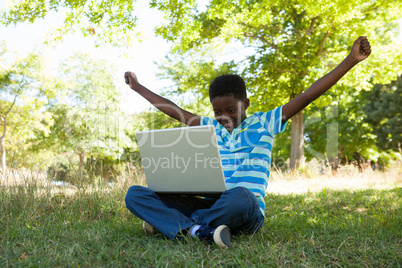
[152,0,402,166]
[276,83,401,166]
[158,44,234,99]
[120,108,184,161]
[0,45,53,102]
[0,43,55,169]
[154,0,402,107]
[61,53,119,101]
[363,76,402,153]
[135,107,184,131]
[0,0,139,47]
[32,53,132,161]
[2,101,55,169]
[302,90,377,163]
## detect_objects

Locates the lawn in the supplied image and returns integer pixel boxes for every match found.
[0,167,401,267]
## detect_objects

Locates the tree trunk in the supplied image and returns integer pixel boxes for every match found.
[0,138,6,171]
[0,96,16,172]
[78,152,85,178]
[289,110,304,170]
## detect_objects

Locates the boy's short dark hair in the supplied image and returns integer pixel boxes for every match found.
[209,74,247,101]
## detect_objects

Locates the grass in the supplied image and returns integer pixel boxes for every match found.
[0,165,401,267]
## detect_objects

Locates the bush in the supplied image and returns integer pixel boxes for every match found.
[47,153,125,185]
[46,153,84,184]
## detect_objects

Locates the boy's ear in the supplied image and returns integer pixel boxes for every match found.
[244,98,250,110]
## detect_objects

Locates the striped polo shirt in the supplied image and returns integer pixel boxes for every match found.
[200,106,288,215]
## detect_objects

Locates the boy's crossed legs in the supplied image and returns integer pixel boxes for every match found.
[125,186,264,248]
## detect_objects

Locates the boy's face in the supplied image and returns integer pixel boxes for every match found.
[210,94,250,133]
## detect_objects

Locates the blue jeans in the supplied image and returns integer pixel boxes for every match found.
[125,186,264,240]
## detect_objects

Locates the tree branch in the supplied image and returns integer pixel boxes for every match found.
[0,115,6,140]
[316,31,332,57]
[289,15,319,49]
[4,95,17,116]
[274,65,298,75]
[243,32,278,50]
[240,21,282,50]
[306,16,318,36]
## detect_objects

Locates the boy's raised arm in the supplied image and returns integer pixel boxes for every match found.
[124,71,201,126]
[281,36,371,122]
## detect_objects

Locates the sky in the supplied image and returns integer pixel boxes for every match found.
[0,0,171,113]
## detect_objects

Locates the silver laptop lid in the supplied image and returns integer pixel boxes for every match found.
[136,125,226,194]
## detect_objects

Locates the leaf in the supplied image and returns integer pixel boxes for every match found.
[0,0,140,47]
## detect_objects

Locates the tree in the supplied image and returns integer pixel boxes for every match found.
[33,53,132,178]
[0,99,54,170]
[151,0,402,169]
[363,76,402,153]
[0,45,51,171]
[0,0,139,47]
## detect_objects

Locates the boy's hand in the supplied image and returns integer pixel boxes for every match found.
[124,71,140,90]
[282,36,371,122]
[348,36,371,63]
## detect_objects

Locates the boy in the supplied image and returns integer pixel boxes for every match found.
[124,36,371,248]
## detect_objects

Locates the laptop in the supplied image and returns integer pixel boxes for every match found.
[136,125,227,195]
